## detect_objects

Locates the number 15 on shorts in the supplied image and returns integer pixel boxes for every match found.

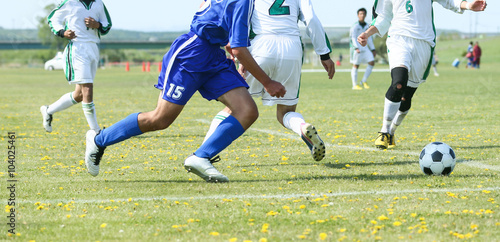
[166,84,185,100]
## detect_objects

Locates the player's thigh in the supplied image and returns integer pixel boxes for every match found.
[198,59,249,102]
[387,35,412,71]
[69,43,98,84]
[408,40,432,88]
[261,58,301,106]
[245,56,275,97]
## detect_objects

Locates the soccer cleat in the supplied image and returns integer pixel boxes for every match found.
[375,132,390,149]
[40,105,53,133]
[85,130,106,176]
[352,85,363,90]
[300,123,326,161]
[388,134,396,149]
[434,73,440,77]
[184,154,229,183]
[363,82,370,89]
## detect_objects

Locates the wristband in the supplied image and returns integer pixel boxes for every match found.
[320,53,331,61]
[466,2,472,10]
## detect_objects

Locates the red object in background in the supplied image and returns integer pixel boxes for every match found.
[158,62,162,72]
[336,60,341,66]
[125,62,130,72]
[146,62,151,72]
[142,62,146,72]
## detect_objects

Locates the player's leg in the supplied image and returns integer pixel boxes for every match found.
[80,83,100,132]
[386,38,431,149]
[86,93,185,176]
[40,43,79,132]
[376,66,407,148]
[186,87,257,182]
[375,36,411,149]
[351,64,362,90]
[361,60,375,89]
[388,86,417,148]
[40,89,79,133]
[279,105,325,161]
[202,107,231,143]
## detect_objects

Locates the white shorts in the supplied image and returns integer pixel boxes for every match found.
[63,41,99,84]
[387,35,433,88]
[350,49,374,65]
[245,35,302,106]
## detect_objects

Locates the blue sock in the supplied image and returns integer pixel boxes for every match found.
[194,115,245,158]
[95,113,143,147]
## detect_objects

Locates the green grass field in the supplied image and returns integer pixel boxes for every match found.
[1,37,499,241]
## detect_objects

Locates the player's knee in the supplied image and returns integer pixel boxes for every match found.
[399,87,417,112]
[391,67,408,90]
[399,99,412,112]
[73,92,83,103]
[386,67,408,102]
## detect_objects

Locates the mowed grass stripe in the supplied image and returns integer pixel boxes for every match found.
[18,186,500,204]
[198,119,500,172]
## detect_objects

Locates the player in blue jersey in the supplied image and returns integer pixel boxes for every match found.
[83,0,286,182]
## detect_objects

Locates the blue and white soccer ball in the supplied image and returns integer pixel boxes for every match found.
[419,142,456,176]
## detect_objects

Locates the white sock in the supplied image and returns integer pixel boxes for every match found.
[433,66,438,74]
[389,110,409,135]
[47,92,77,114]
[82,102,100,132]
[203,111,230,143]
[381,98,400,133]
[351,67,358,87]
[283,112,305,136]
[361,64,374,83]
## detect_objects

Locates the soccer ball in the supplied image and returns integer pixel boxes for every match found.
[419,142,456,176]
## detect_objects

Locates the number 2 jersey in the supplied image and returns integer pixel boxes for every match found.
[250,0,331,56]
[372,0,464,47]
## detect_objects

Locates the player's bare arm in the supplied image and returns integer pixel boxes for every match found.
[85,17,101,29]
[461,0,487,11]
[357,26,379,47]
[232,47,286,98]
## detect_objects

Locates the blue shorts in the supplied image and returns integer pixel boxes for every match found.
[155,32,248,105]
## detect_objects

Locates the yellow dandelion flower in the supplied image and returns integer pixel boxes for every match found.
[209,231,220,236]
[319,233,327,240]
[100,223,107,228]
[259,238,268,242]
[393,221,402,226]
[377,215,389,221]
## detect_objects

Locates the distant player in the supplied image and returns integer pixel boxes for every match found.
[358,0,486,149]
[40,0,112,133]
[350,8,376,90]
[203,0,335,161]
[83,0,286,182]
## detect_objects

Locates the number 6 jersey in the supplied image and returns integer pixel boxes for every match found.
[372,0,464,47]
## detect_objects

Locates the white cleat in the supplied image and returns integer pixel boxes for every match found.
[300,123,326,161]
[40,105,53,133]
[184,154,229,183]
[85,130,106,177]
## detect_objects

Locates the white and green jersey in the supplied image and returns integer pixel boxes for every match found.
[48,0,112,43]
[251,0,331,55]
[372,0,463,47]
[350,21,375,52]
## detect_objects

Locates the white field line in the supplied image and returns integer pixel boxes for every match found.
[198,119,500,172]
[19,187,500,204]
[302,69,390,73]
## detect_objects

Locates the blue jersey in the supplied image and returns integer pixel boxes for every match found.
[190,0,253,48]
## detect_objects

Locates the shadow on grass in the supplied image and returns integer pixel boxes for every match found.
[105,172,496,184]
